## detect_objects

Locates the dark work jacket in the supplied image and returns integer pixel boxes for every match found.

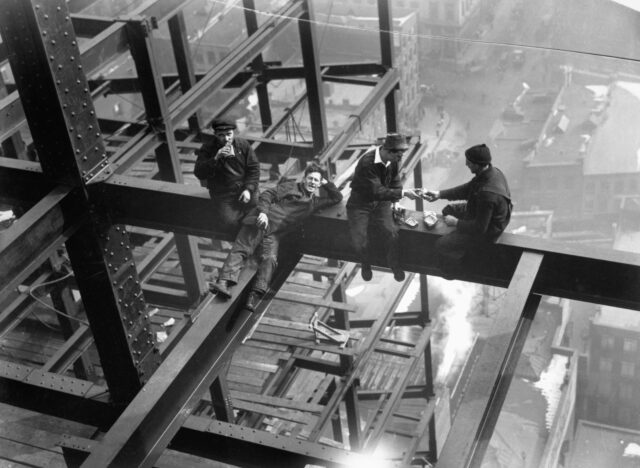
[193,136,260,198]
[440,166,512,241]
[243,180,343,235]
[347,147,403,207]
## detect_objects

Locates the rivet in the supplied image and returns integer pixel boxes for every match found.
[51,40,56,45]
[82,156,88,161]
[62,104,67,108]
[76,134,82,139]
[64,32,69,37]
[71,40,76,46]
[69,126,74,132]
[49,55,54,61]
[64,88,69,93]
[56,80,61,84]
[71,112,75,116]
[42,31,47,36]
[57,64,62,70]
[44,14,48,19]
[70,56,74,62]
[88,125,93,130]
[75,149,80,154]
[57,6,61,11]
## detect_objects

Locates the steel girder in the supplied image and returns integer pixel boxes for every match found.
[78,246,302,468]
[436,253,543,468]
[0,0,197,143]
[0,186,83,305]
[0,0,161,402]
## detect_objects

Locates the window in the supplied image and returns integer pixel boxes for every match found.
[430,1,439,20]
[621,361,635,378]
[601,335,615,350]
[596,402,610,419]
[597,379,612,396]
[623,338,637,353]
[620,383,634,400]
[599,358,613,373]
[445,4,455,21]
[585,181,595,193]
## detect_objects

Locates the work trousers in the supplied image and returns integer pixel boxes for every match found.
[218,224,279,294]
[346,201,400,270]
[211,192,257,235]
[437,202,487,274]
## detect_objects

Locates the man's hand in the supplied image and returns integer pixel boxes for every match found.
[238,189,251,203]
[256,212,269,230]
[402,189,419,200]
[443,215,458,227]
[423,190,440,202]
[214,144,233,161]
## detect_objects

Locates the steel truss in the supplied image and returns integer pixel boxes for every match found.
[0,1,639,468]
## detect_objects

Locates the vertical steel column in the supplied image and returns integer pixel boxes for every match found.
[0,73,26,159]
[210,360,234,422]
[49,275,94,380]
[168,12,201,133]
[378,0,398,132]
[126,20,206,303]
[298,0,328,155]
[0,0,160,402]
[243,0,272,131]
[332,277,361,450]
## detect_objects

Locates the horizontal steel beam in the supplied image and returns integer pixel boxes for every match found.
[3,161,640,311]
[0,186,84,304]
[59,416,384,468]
[0,359,116,429]
[0,0,194,142]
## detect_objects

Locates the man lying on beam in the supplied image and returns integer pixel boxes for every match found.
[210,163,343,311]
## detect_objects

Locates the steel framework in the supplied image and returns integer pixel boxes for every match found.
[0,1,638,468]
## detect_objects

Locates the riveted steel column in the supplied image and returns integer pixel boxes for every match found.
[126,19,206,303]
[332,275,361,449]
[168,11,201,133]
[378,0,398,132]
[298,0,327,155]
[0,0,160,402]
[243,0,272,132]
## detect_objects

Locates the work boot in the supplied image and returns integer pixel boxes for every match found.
[392,268,406,282]
[360,263,373,282]
[210,279,232,300]
[244,291,261,312]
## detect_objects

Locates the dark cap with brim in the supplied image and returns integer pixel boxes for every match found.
[382,133,409,151]
[211,118,237,131]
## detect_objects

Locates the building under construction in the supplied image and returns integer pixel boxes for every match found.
[0,0,639,467]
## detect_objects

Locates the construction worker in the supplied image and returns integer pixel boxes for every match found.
[210,164,342,311]
[194,117,260,234]
[423,143,512,278]
[346,133,419,282]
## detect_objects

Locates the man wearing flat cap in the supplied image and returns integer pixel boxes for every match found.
[347,133,419,282]
[194,117,260,234]
[423,143,512,277]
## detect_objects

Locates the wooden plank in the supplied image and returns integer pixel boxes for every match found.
[229,390,324,414]
[232,400,314,425]
[275,291,357,313]
[250,331,356,356]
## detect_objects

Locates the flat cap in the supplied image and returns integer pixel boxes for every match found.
[211,118,237,131]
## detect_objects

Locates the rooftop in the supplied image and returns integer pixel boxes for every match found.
[569,420,640,468]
